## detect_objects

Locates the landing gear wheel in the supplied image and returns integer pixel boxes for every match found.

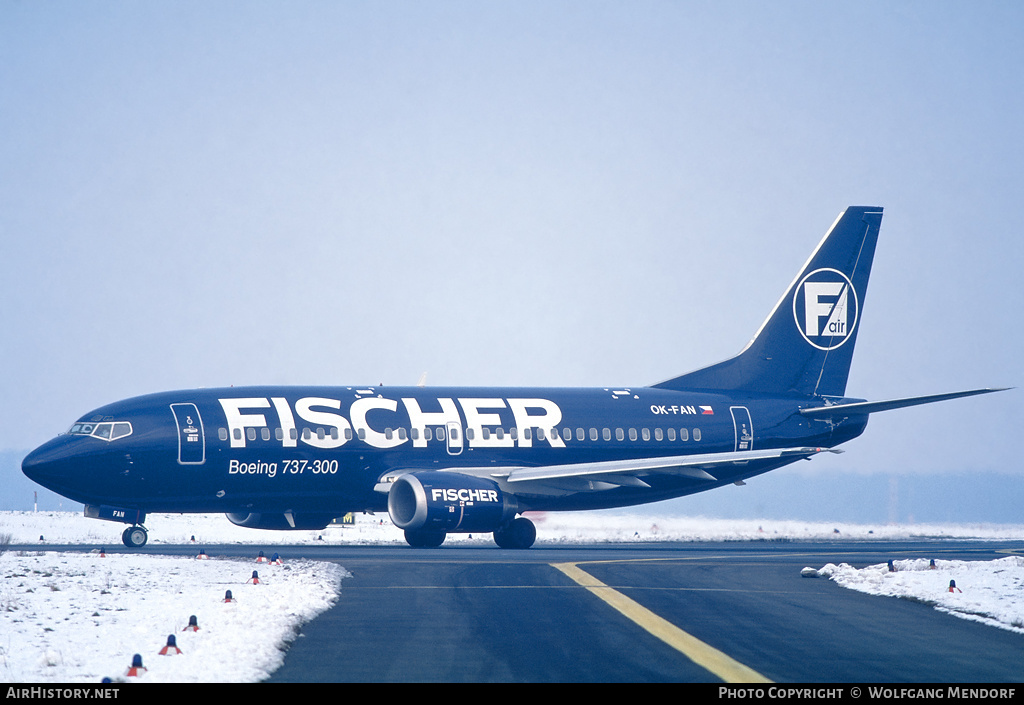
[404,529,446,548]
[122,525,148,548]
[493,517,536,549]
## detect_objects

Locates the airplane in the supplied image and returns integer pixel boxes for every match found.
[22,206,1006,549]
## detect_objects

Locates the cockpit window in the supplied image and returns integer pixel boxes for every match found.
[68,421,133,442]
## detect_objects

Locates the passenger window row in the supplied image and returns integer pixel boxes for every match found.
[216,426,702,443]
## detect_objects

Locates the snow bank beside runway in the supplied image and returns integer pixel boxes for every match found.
[0,550,345,682]
[4,510,1024,546]
[816,557,1024,635]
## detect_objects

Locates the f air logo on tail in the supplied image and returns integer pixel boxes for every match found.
[792,268,858,351]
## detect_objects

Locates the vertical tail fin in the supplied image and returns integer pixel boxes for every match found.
[653,206,883,397]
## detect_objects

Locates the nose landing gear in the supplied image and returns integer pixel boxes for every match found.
[83,505,149,548]
[121,525,148,548]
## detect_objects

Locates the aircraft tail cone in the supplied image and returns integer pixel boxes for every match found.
[159,635,182,656]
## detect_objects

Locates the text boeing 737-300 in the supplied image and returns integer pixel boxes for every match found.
[22,206,1007,548]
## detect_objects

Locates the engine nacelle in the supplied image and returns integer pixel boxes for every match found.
[387,471,518,533]
[225,512,334,530]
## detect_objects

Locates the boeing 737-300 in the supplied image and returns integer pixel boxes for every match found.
[22,206,1006,548]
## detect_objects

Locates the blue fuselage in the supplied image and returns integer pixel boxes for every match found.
[22,385,867,517]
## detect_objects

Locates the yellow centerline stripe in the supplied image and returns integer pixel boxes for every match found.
[552,562,771,684]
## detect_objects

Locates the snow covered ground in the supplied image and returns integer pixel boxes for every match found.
[816,558,1024,636]
[1,511,1023,682]
[0,551,345,683]
[7,509,1024,546]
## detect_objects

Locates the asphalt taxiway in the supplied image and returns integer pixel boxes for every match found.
[252,539,1024,682]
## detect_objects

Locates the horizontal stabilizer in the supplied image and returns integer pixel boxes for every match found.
[799,388,1010,419]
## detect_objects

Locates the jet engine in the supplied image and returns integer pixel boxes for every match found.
[387,471,518,535]
[225,512,334,530]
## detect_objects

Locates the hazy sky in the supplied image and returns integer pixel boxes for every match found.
[2,2,1021,514]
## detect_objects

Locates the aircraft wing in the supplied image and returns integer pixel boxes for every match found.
[495,447,835,486]
[375,446,836,493]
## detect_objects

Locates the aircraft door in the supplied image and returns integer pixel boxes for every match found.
[446,421,463,456]
[730,406,753,453]
[170,403,206,465]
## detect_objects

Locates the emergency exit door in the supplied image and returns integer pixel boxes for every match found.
[170,403,206,465]
[730,406,753,453]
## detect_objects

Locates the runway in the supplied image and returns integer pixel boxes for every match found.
[251,539,1024,683]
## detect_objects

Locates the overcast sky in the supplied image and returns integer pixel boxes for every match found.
[2,2,1021,517]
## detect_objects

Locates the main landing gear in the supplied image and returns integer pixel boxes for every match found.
[121,524,148,548]
[403,517,537,549]
[493,517,537,549]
